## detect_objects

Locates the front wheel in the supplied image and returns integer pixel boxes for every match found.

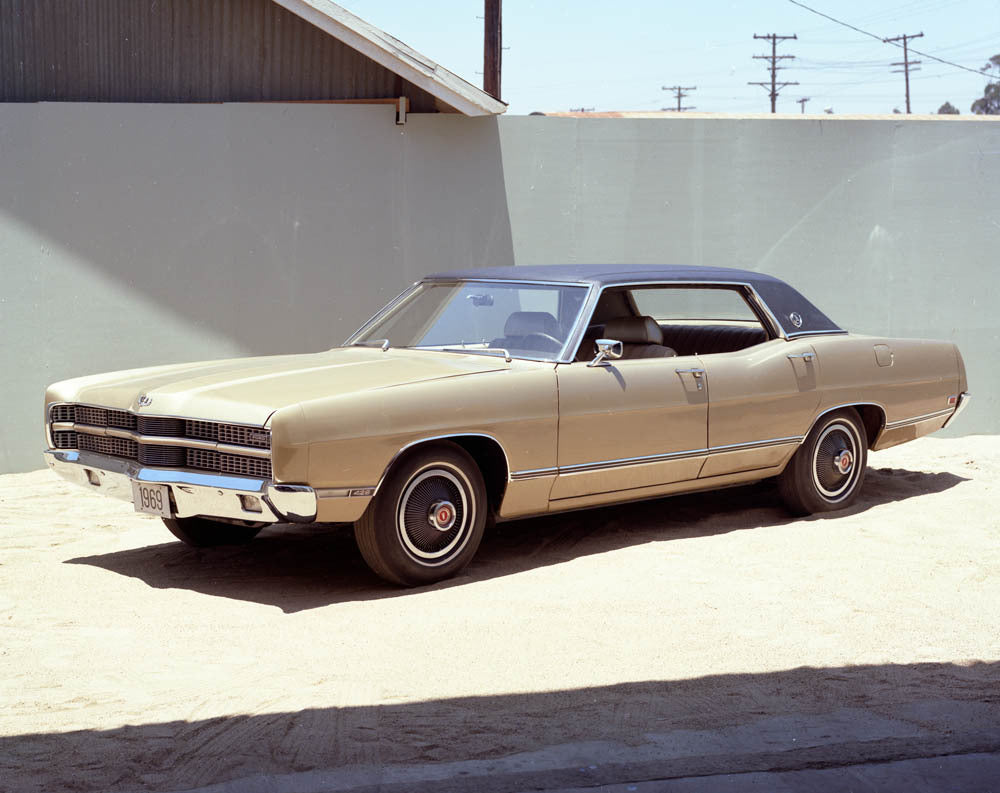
[779,408,868,516]
[162,516,264,547]
[354,444,487,586]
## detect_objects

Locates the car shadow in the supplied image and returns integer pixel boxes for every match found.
[65,466,969,613]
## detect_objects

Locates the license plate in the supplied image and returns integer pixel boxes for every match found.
[131,481,172,518]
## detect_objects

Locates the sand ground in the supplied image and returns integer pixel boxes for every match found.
[1,436,998,792]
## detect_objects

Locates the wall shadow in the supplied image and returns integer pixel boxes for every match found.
[2,661,998,793]
[65,466,968,613]
[0,105,515,472]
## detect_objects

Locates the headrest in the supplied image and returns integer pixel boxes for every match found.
[603,316,664,345]
[504,311,560,338]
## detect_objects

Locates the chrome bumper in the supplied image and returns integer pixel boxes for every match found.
[942,392,972,429]
[43,449,317,523]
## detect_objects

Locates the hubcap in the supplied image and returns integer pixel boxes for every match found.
[812,421,860,502]
[833,449,853,475]
[396,466,473,565]
[429,500,457,532]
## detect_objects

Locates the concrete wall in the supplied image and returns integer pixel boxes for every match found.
[1,105,997,472]
[497,116,999,443]
[0,104,514,472]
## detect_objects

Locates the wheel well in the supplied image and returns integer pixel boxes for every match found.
[848,405,886,449]
[388,436,509,519]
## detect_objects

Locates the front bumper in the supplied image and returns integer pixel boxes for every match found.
[44,449,316,523]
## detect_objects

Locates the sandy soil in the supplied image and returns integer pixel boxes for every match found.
[1,436,998,792]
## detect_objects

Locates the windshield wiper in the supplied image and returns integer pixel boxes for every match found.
[440,347,512,362]
[351,338,390,351]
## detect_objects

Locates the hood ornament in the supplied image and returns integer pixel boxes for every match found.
[137,394,153,408]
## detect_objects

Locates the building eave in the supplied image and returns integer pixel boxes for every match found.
[272,0,507,116]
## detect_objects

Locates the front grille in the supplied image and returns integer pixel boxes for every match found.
[50,403,272,479]
[50,405,76,423]
[107,410,138,430]
[53,430,78,449]
[77,434,139,458]
[138,444,186,467]
[186,448,220,470]
[66,405,137,430]
[76,406,107,426]
[220,454,272,478]
[185,419,271,449]
[137,416,184,436]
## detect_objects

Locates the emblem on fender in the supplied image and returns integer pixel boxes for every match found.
[137,394,153,408]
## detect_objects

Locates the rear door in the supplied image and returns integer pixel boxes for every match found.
[698,340,821,478]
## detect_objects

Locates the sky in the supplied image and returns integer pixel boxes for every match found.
[336,0,1000,115]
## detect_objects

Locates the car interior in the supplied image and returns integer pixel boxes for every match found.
[572,286,772,362]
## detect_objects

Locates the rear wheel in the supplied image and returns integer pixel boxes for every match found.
[779,408,868,516]
[354,444,487,586]
[162,516,264,547]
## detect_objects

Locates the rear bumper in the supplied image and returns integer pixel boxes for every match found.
[43,449,316,523]
[942,392,971,429]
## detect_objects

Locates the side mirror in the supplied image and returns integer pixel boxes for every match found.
[588,338,623,367]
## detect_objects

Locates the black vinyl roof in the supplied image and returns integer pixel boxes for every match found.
[424,264,843,337]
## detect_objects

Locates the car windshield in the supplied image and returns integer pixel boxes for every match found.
[348,280,590,361]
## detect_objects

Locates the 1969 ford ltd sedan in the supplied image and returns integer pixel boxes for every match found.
[44,265,970,586]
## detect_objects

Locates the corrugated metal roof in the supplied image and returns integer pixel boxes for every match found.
[0,0,505,115]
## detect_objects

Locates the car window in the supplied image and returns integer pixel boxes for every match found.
[630,287,758,322]
[351,281,589,360]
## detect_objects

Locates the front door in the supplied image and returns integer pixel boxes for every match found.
[551,355,709,502]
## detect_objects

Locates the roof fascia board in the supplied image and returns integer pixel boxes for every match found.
[272,0,507,116]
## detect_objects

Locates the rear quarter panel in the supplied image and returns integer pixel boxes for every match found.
[811,334,962,447]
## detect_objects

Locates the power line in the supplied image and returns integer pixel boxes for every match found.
[661,85,697,112]
[748,33,799,113]
[885,31,923,113]
[786,0,994,78]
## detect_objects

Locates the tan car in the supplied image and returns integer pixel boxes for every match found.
[44,265,969,586]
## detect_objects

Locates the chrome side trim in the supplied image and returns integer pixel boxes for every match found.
[373,433,513,496]
[709,436,804,452]
[942,392,971,429]
[67,424,271,459]
[786,329,850,339]
[510,436,803,480]
[421,277,592,288]
[316,487,376,498]
[559,448,709,475]
[509,466,559,481]
[885,407,954,430]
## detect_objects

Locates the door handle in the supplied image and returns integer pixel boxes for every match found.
[787,352,815,361]
[675,368,705,390]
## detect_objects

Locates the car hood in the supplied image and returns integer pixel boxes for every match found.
[51,347,510,426]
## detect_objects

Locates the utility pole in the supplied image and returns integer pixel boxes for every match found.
[748,33,798,113]
[883,31,923,114]
[797,97,810,113]
[661,85,696,112]
[483,0,502,100]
